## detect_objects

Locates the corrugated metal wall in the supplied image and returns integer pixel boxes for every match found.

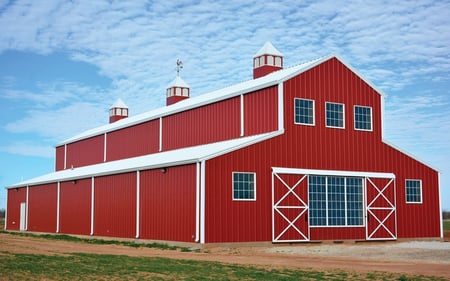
[106,120,160,161]
[28,183,57,233]
[94,173,136,238]
[244,86,278,136]
[59,179,91,235]
[204,58,440,242]
[140,164,197,242]
[66,135,104,168]
[162,97,240,150]
[6,187,27,230]
[55,145,65,171]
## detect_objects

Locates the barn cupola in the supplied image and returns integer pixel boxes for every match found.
[166,59,190,106]
[253,41,283,79]
[109,98,128,123]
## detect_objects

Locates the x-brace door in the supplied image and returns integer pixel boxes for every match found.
[366,177,397,240]
[272,172,309,242]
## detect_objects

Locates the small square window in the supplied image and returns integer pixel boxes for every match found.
[406,179,422,203]
[294,98,315,125]
[326,102,344,128]
[232,172,256,201]
[354,106,372,131]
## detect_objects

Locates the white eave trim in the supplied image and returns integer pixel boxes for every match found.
[272,167,395,179]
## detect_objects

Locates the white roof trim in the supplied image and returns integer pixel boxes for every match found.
[57,54,384,146]
[272,167,395,179]
[9,131,282,189]
[167,76,190,88]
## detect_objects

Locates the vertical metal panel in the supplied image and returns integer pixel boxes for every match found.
[94,172,136,238]
[55,145,65,171]
[203,58,439,243]
[27,183,57,233]
[162,97,240,150]
[59,179,91,235]
[107,120,160,161]
[6,187,27,230]
[66,135,104,168]
[139,164,197,242]
[244,86,278,136]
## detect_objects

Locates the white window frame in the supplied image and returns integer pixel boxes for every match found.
[354,105,373,131]
[309,175,365,227]
[325,102,345,129]
[405,179,422,204]
[232,172,256,201]
[294,98,315,126]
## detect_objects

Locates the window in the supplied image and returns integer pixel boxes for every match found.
[326,102,344,128]
[354,106,372,131]
[309,176,364,226]
[233,172,256,200]
[406,180,422,203]
[122,108,128,116]
[294,98,315,125]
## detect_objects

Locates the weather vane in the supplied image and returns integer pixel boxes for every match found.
[176,59,183,76]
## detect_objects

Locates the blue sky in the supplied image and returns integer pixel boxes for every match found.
[0,0,449,210]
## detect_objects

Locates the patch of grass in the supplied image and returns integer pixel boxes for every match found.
[4,230,193,252]
[443,220,450,231]
[0,251,445,281]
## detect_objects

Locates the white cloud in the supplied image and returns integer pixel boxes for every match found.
[0,142,53,158]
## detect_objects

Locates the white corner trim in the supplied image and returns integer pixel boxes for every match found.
[56,182,60,233]
[240,94,244,137]
[195,162,200,242]
[200,160,206,244]
[278,82,284,131]
[135,171,140,239]
[90,177,95,236]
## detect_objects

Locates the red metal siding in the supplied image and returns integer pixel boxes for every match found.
[6,187,27,230]
[204,58,440,242]
[107,120,159,161]
[244,86,278,136]
[28,183,57,233]
[140,165,197,242]
[163,97,240,150]
[66,135,104,168]
[94,173,136,238]
[55,145,65,171]
[59,179,91,235]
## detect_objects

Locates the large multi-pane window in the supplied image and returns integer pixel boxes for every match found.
[232,172,256,200]
[309,176,364,226]
[294,98,315,125]
[326,102,345,128]
[405,179,422,203]
[354,106,372,131]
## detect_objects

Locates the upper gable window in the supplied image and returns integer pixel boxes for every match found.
[326,102,345,128]
[354,106,372,131]
[294,98,315,125]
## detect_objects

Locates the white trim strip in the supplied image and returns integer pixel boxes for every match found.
[200,160,206,244]
[56,182,60,233]
[278,82,284,131]
[25,186,29,230]
[64,144,67,170]
[439,173,443,238]
[272,167,395,179]
[103,133,107,162]
[195,162,200,242]
[135,171,140,239]
[240,94,244,137]
[159,117,163,152]
[90,177,95,236]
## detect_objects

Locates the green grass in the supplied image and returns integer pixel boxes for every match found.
[443,220,450,231]
[1,230,193,252]
[0,251,444,281]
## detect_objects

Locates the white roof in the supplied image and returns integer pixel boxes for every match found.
[9,131,282,188]
[254,42,283,57]
[110,98,128,109]
[58,53,384,145]
[167,76,190,88]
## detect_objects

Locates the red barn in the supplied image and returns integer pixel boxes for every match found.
[5,42,442,244]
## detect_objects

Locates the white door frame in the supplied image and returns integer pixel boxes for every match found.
[19,202,27,231]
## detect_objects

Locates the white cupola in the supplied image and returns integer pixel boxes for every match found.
[109,98,128,123]
[253,42,283,79]
[166,59,190,106]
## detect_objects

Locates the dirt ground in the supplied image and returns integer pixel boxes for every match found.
[1,232,449,279]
